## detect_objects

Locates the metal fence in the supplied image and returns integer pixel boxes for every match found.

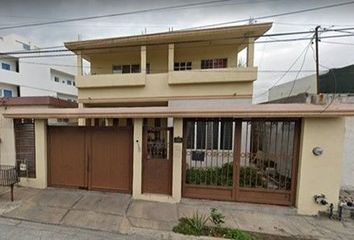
[184,119,298,191]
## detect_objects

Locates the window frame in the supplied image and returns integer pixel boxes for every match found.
[187,120,234,151]
[201,58,228,69]
[174,61,192,71]
[1,63,11,71]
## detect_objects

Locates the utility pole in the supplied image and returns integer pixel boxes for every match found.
[315,25,321,94]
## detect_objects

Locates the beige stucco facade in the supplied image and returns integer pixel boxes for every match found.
[296,117,345,215]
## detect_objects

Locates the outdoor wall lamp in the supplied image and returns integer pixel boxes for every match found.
[312,147,323,156]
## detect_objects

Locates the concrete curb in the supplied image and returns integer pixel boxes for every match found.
[129,227,226,240]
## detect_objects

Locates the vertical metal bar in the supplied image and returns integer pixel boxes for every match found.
[266,121,272,189]
[223,120,228,186]
[274,121,279,190]
[279,122,285,190]
[284,121,291,190]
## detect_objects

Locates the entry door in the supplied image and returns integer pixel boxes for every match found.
[142,127,173,195]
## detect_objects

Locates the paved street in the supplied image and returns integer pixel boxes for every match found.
[1,186,354,240]
[0,217,150,240]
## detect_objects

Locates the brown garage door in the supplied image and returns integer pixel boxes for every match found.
[48,126,132,193]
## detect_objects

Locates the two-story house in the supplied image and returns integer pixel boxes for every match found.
[4,22,354,216]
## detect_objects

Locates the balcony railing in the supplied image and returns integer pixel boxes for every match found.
[76,67,257,88]
[168,67,257,85]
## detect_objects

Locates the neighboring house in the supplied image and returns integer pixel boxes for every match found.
[268,64,354,191]
[0,34,77,101]
[3,23,354,216]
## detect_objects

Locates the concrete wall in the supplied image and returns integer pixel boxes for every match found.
[296,117,345,215]
[268,74,317,102]
[19,119,47,189]
[342,117,354,190]
[0,107,16,165]
[78,73,253,103]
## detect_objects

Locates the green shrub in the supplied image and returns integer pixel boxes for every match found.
[223,228,255,240]
[173,211,209,236]
[210,208,225,228]
[186,162,264,188]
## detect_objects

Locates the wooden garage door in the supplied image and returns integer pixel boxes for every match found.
[90,128,132,193]
[48,127,87,188]
[48,126,132,193]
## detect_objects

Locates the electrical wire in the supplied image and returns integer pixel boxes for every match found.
[1,30,354,57]
[0,0,235,31]
[181,1,354,30]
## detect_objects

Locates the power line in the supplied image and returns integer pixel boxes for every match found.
[1,28,354,57]
[181,1,354,30]
[254,38,314,100]
[0,0,234,31]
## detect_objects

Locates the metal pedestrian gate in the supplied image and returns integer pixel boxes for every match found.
[47,126,133,193]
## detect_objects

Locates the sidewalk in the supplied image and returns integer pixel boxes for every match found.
[0,186,353,240]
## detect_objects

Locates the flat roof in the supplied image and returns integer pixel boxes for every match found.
[3,103,354,119]
[65,22,272,54]
[0,96,77,108]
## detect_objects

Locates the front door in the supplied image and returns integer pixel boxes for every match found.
[142,127,173,195]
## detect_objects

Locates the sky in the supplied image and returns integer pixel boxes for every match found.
[0,0,353,102]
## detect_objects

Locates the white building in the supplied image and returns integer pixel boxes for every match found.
[267,69,354,191]
[0,34,77,101]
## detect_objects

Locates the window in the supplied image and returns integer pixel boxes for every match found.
[112,65,122,74]
[54,76,59,82]
[187,120,233,150]
[66,80,72,85]
[113,64,141,74]
[122,65,130,73]
[174,61,192,71]
[201,58,227,69]
[131,64,140,73]
[1,63,11,70]
[3,89,12,97]
[73,81,76,86]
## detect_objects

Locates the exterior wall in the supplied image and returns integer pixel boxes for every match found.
[0,107,16,165]
[268,74,317,102]
[0,83,18,97]
[19,119,47,189]
[342,117,354,190]
[296,117,345,215]
[174,44,238,69]
[78,73,253,103]
[90,47,140,75]
[0,34,77,99]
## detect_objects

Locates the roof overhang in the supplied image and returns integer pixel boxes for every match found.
[64,22,272,60]
[0,97,77,108]
[3,104,354,119]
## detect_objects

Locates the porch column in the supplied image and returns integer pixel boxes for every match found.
[168,44,174,72]
[132,118,143,198]
[247,37,255,67]
[78,103,85,126]
[172,118,183,201]
[141,46,146,74]
[19,119,47,189]
[77,51,83,76]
